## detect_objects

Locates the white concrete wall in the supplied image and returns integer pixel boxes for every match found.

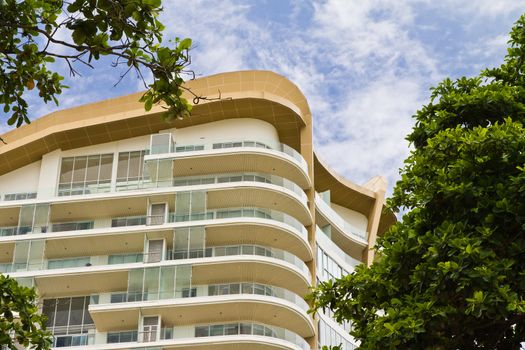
[0,160,41,197]
[331,203,368,232]
[165,118,281,150]
[38,150,60,199]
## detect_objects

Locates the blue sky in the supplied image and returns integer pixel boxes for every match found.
[2,0,524,194]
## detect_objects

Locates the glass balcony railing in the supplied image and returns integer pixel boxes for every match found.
[0,226,31,237]
[315,193,368,241]
[316,227,361,270]
[93,282,308,312]
[115,171,307,203]
[170,244,310,281]
[147,139,308,175]
[53,333,94,348]
[0,206,307,242]
[59,323,308,349]
[171,173,307,202]
[0,221,93,238]
[1,244,310,281]
[169,207,307,242]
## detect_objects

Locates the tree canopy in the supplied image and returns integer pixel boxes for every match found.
[0,0,195,134]
[0,275,51,350]
[311,14,525,349]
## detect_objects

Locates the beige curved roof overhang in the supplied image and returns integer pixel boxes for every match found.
[0,71,309,174]
[0,70,394,231]
[314,153,396,235]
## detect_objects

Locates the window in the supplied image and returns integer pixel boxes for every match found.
[4,192,37,201]
[42,296,94,335]
[58,154,113,196]
[51,221,93,232]
[116,151,146,190]
[182,287,197,298]
[107,330,137,343]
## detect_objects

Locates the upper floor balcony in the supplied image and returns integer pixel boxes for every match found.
[50,321,309,350]
[145,135,311,189]
[315,193,368,260]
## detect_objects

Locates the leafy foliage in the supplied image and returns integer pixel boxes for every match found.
[0,275,51,350]
[310,14,525,349]
[0,0,195,132]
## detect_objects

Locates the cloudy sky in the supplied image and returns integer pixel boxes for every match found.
[2,0,524,194]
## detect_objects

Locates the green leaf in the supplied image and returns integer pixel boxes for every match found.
[71,28,86,45]
[144,98,153,111]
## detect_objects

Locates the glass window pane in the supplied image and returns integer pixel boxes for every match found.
[99,154,114,183]
[240,323,251,334]
[59,158,74,185]
[253,324,265,336]
[72,156,87,184]
[175,265,191,297]
[68,297,84,325]
[189,226,205,251]
[159,266,175,299]
[191,191,206,214]
[210,325,224,336]
[157,159,172,184]
[151,134,172,154]
[144,267,160,300]
[128,269,144,301]
[195,326,209,337]
[86,155,101,183]
[27,240,45,270]
[224,324,239,335]
[174,228,189,256]
[34,204,50,229]
[128,151,142,179]
[13,241,30,265]
[19,205,35,229]
[117,153,129,181]
[82,296,93,324]
[42,299,56,328]
[175,192,191,216]
[54,298,71,327]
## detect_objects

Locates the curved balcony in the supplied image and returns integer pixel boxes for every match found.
[50,322,309,350]
[316,227,360,274]
[315,193,368,260]
[23,251,310,298]
[117,172,307,203]
[145,140,310,189]
[92,281,308,311]
[89,294,314,339]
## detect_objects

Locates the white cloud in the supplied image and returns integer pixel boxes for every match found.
[5,0,520,195]
[157,0,439,191]
[433,0,525,19]
[315,74,422,191]
[159,0,257,75]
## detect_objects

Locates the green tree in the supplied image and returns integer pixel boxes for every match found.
[0,275,51,350]
[0,0,196,134]
[310,14,525,349]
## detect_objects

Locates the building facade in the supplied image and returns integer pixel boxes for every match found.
[0,71,394,350]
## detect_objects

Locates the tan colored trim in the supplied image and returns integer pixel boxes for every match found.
[314,153,396,236]
[362,177,387,266]
[0,71,310,176]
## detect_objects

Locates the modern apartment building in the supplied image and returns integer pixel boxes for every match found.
[0,71,394,350]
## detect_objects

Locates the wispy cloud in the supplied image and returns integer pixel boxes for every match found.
[3,0,522,195]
